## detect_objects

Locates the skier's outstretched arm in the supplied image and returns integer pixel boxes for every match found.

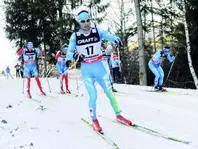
[66,33,77,60]
[151,51,162,63]
[55,51,61,60]
[17,48,24,56]
[97,28,122,47]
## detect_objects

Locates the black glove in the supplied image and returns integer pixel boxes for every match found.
[115,38,123,47]
[73,52,85,62]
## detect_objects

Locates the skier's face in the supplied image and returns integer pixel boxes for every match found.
[164,49,170,56]
[27,46,33,51]
[113,51,117,55]
[62,51,66,55]
[80,19,91,31]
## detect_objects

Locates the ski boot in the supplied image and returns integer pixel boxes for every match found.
[40,88,46,95]
[154,86,159,91]
[60,87,65,94]
[112,87,118,92]
[66,88,71,94]
[27,90,32,98]
[92,119,102,133]
[159,86,167,92]
[116,115,132,125]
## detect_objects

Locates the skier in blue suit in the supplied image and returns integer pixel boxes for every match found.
[55,46,71,94]
[67,10,132,132]
[17,42,46,98]
[5,66,13,79]
[148,46,175,91]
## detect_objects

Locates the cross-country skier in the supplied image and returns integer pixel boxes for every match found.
[148,46,175,91]
[110,50,121,83]
[19,64,24,78]
[55,46,71,94]
[14,63,21,78]
[17,42,46,98]
[66,10,132,132]
[101,44,118,92]
[5,66,13,79]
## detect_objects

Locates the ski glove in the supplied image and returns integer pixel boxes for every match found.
[115,38,123,47]
[73,52,85,62]
[167,55,175,62]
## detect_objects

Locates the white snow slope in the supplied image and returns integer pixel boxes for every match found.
[0,77,198,149]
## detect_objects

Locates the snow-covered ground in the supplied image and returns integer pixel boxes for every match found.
[0,76,198,149]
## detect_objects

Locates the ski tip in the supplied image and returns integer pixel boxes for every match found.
[182,141,191,145]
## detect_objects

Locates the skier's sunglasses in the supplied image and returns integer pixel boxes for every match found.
[80,19,90,23]
[164,50,170,53]
[164,48,170,53]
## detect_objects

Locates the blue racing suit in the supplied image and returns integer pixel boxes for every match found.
[67,27,121,120]
[55,51,68,76]
[5,67,13,79]
[18,48,42,78]
[17,46,45,94]
[148,50,175,87]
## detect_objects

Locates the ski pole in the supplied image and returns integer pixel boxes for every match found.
[164,53,178,85]
[46,77,51,93]
[22,77,25,94]
[68,60,78,71]
[74,61,84,98]
[76,76,79,97]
